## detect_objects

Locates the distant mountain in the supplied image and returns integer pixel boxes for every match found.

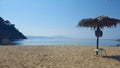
[27,36,72,39]
[49,36,72,39]
[0,17,27,44]
[117,39,120,42]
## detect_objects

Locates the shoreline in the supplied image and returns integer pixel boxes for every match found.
[0,45,119,68]
[0,44,116,47]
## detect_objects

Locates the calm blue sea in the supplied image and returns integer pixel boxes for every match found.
[12,36,120,46]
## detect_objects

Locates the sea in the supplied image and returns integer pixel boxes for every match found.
[11,36,120,46]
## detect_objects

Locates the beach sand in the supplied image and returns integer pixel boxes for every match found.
[0,45,119,68]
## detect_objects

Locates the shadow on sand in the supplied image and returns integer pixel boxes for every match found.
[103,55,120,62]
[0,39,23,46]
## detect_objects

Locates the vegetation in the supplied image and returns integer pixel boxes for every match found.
[0,17,27,44]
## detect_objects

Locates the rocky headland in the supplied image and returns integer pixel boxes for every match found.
[0,17,27,44]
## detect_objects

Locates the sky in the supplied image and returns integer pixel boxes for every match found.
[0,0,120,39]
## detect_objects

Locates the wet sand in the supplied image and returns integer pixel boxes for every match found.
[0,45,119,68]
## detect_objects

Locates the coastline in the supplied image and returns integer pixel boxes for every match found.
[0,45,119,68]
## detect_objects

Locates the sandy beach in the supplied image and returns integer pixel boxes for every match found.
[0,45,119,68]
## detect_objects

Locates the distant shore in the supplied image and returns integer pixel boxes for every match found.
[0,45,119,68]
[117,39,120,41]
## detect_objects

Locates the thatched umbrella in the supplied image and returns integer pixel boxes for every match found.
[77,16,120,55]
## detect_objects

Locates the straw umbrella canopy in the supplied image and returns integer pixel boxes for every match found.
[78,16,120,29]
[77,16,120,55]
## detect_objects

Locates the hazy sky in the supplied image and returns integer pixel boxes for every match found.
[0,0,120,39]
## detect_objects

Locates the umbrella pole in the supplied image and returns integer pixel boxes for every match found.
[96,37,99,55]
